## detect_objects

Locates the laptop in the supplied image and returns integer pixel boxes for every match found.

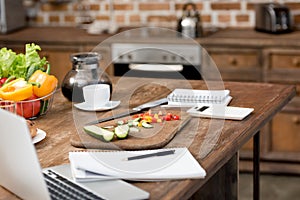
[0,109,149,200]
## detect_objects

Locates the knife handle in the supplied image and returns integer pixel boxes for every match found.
[85,110,139,125]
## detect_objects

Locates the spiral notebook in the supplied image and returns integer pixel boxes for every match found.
[166,89,232,107]
[69,148,206,182]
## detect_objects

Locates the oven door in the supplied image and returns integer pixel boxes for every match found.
[114,63,201,80]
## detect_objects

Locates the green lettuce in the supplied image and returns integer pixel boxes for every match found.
[0,48,17,78]
[0,43,48,80]
[25,43,47,71]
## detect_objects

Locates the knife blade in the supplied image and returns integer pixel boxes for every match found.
[85,97,168,125]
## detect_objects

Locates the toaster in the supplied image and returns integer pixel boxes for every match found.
[0,0,26,34]
[255,3,293,34]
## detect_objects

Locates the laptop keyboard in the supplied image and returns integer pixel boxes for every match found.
[43,170,104,200]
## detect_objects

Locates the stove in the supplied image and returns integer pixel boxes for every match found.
[111,43,202,80]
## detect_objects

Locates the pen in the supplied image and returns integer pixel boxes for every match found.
[124,150,176,161]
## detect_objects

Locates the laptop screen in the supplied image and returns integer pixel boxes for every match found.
[0,109,51,200]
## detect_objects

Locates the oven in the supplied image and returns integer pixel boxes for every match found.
[111,43,202,80]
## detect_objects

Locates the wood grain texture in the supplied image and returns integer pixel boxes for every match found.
[0,77,295,200]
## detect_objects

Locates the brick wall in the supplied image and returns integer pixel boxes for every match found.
[29,0,300,30]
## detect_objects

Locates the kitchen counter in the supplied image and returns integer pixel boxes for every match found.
[0,27,111,46]
[2,27,300,47]
[0,26,196,46]
[199,28,300,48]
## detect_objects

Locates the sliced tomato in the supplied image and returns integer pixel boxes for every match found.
[173,115,180,120]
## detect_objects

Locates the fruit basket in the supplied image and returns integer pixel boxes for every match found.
[15,89,56,119]
[0,43,58,119]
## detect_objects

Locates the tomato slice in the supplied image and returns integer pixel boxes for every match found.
[173,115,180,120]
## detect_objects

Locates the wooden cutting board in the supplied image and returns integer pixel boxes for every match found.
[70,110,191,150]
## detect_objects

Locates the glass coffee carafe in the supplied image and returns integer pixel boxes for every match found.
[61,52,112,102]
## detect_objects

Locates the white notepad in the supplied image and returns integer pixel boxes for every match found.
[69,148,206,182]
[166,89,231,107]
[187,105,254,120]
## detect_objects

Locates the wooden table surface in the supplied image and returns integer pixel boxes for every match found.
[0,77,295,200]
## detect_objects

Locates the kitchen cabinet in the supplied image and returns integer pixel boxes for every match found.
[207,47,262,82]
[263,48,300,83]
[271,112,300,153]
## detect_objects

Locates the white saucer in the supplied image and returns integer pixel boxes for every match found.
[32,129,46,144]
[74,101,121,111]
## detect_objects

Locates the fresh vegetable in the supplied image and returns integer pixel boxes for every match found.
[117,120,125,125]
[129,127,139,133]
[28,65,58,97]
[83,125,115,142]
[0,77,7,87]
[83,110,181,142]
[16,95,41,119]
[0,43,48,81]
[141,121,153,128]
[172,114,180,120]
[0,78,33,101]
[114,124,130,139]
[0,48,17,78]
[132,110,179,124]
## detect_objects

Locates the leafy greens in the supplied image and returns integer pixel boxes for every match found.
[0,43,48,80]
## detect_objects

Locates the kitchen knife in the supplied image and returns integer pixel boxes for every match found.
[85,97,168,125]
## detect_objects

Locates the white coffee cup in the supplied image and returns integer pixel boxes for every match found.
[83,84,110,107]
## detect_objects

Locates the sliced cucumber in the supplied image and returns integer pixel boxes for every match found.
[133,117,141,122]
[117,120,125,125]
[132,117,141,126]
[132,121,139,127]
[114,124,130,139]
[129,127,140,133]
[102,125,115,129]
[142,121,153,128]
[83,125,114,142]
[127,120,133,127]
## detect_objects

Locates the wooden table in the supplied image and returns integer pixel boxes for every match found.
[0,77,295,200]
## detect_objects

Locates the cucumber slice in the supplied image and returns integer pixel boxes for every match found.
[132,117,141,126]
[129,127,140,133]
[127,120,133,127]
[114,124,130,139]
[102,125,115,129]
[83,125,114,142]
[142,121,153,128]
[133,117,141,122]
[117,120,125,125]
[132,121,139,127]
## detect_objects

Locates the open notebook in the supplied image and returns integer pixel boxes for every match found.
[69,147,206,182]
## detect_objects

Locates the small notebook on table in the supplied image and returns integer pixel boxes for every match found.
[69,147,206,182]
[166,89,232,107]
